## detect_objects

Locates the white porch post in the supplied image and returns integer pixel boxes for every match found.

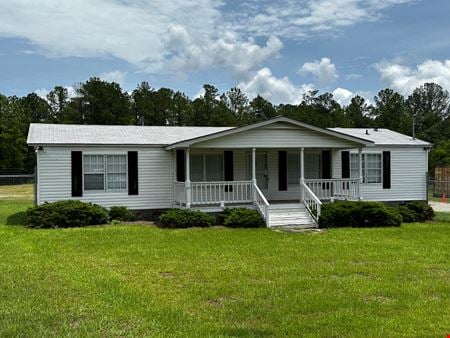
[358,147,363,198]
[300,147,305,202]
[185,147,191,208]
[252,148,257,201]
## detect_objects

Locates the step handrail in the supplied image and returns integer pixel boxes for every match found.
[253,183,270,227]
[302,182,322,224]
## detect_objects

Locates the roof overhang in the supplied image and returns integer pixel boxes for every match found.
[166,116,375,150]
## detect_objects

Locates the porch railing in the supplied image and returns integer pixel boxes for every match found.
[173,182,186,206]
[253,182,270,226]
[305,178,360,200]
[302,182,322,223]
[190,181,253,205]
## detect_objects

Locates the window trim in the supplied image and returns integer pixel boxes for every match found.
[83,153,128,193]
[350,152,383,185]
[190,152,224,182]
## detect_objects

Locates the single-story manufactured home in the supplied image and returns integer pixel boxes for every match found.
[27,116,431,228]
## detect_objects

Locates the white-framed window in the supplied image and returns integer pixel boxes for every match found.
[350,153,382,184]
[84,154,127,191]
[305,153,321,179]
[190,153,224,182]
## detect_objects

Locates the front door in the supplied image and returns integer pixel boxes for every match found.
[247,152,268,190]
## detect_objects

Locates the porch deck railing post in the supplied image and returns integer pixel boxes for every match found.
[252,147,257,202]
[358,147,363,199]
[300,147,305,202]
[185,147,192,208]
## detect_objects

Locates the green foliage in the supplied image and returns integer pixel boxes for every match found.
[401,201,434,222]
[109,206,134,222]
[397,206,417,223]
[159,209,214,228]
[2,79,450,176]
[319,201,402,228]
[27,200,109,228]
[222,208,265,228]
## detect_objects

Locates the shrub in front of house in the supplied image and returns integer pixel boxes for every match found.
[159,209,214,228]
[401,201,434,222]
[319,201,402,228]
[27,200,109,228]
[222,208,265,228]
[397,205,417,223]
[109,206,134,222]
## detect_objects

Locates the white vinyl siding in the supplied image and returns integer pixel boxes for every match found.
[343,147,428,201]
[37,146,174,210]
[194,122,360,148]
[190,153,223,182]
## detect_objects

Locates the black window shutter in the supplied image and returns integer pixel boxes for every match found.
[383,151,391,189]
[341,151,350,179]
[71,151,83,197]
[322,150,332,179]
[176,150,185,182]
[128,151,138,195]
[224,151,233,192]
[278,151,287,191]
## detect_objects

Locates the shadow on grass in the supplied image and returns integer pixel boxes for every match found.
[6,211,28,226]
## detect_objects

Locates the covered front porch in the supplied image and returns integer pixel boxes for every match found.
[172,147,364,226]
[166,117,371,227]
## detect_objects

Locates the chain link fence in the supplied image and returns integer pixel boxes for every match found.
[428,179,450,202]
[0,169,35,186]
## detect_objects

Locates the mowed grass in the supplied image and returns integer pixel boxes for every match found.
[0,185,449,336]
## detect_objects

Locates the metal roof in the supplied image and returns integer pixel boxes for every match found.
[27,123,232,146]
[329,128,432,146]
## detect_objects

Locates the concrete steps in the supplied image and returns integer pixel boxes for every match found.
[268,203,317,229]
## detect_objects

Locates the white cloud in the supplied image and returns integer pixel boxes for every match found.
[228,0,415,39]
[238,67,314,104]
[0,0,281,80]
[34,86,76,100]
[299,57,338,84]
[332,87,354,106]
[99,70,127,86]
[0,0,415,81]
[376,59,450,95]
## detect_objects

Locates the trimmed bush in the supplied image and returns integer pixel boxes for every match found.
[223,208,265,228]
[27,200,109,228]
[402,201,434,222]
[319,201,402,228]
[397,206,417,223]
[159,209,214,228]
[109,206,134,222]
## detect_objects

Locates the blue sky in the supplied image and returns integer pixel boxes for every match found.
[0,0,449,105]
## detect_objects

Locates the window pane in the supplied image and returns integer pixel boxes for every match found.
[190,154,204,182]
[85,174,104,190]
[84,155,105,190]
[350,154,360,179]
[287,153,300,184]
[205,154,223,181]
[106,155,127,190]
[305,153,320,179]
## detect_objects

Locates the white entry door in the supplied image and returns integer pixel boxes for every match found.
[247,152,268,190]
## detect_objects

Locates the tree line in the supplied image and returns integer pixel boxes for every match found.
[0,78,449,174]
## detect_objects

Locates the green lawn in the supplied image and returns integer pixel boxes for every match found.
[0,185,449,336]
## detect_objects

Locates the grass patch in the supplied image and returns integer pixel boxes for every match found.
[0,185,449,336]
[0,183,33,201]
[434,212,450,222]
